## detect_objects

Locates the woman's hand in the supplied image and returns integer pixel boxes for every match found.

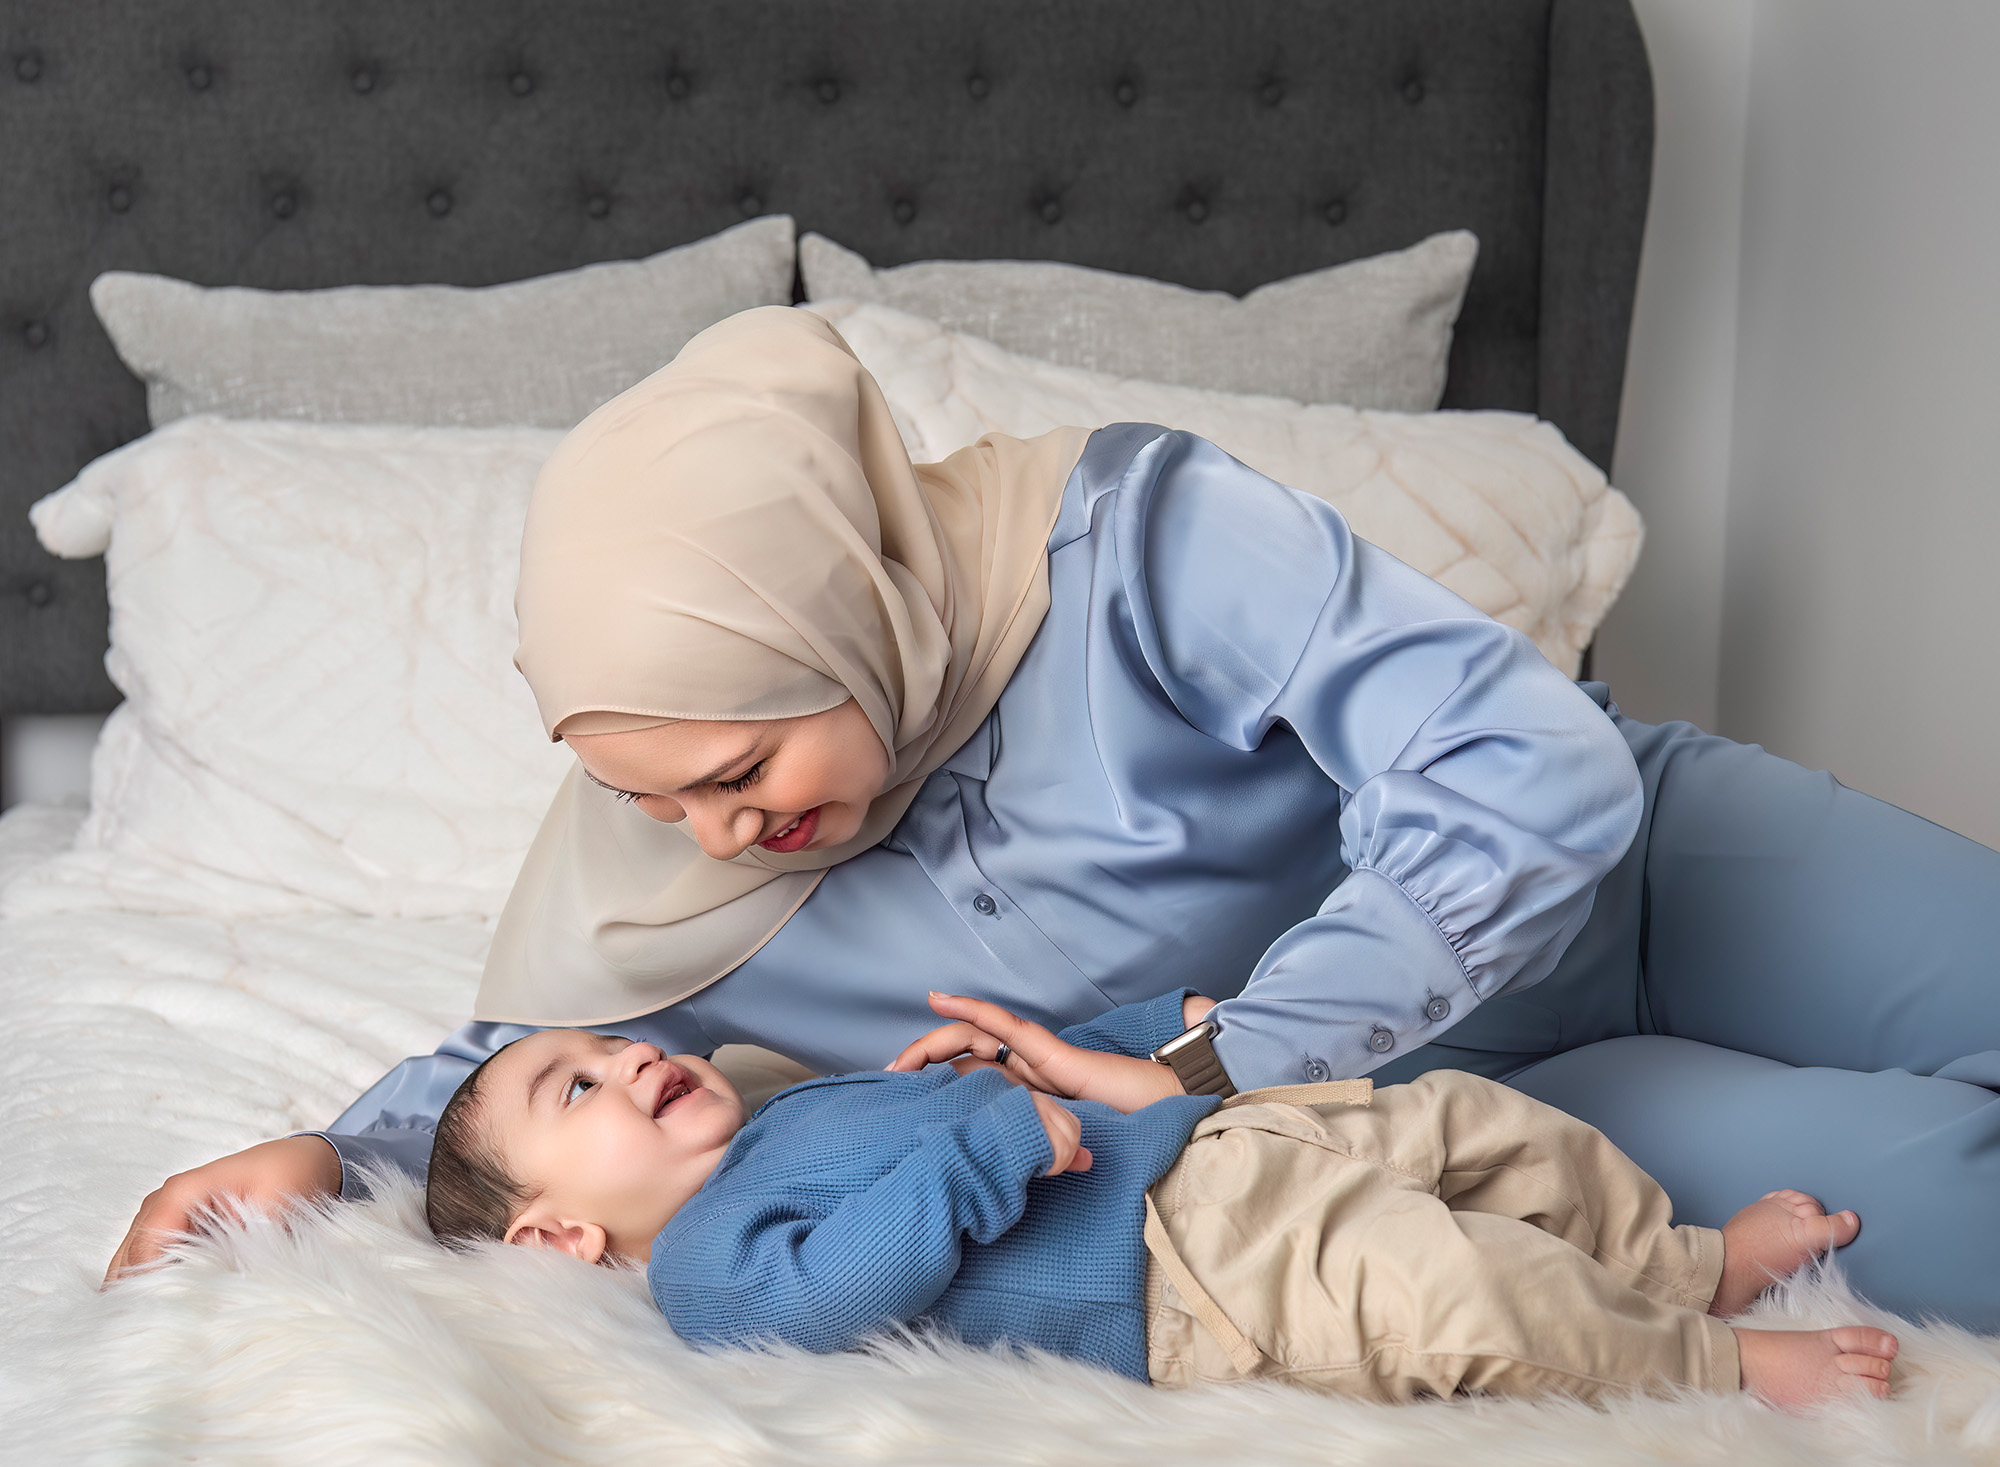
[889,993,1186,1114]
[102,1135,343,1286]
[1030,1091,1093,1176]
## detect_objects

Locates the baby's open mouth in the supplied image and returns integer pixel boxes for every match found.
[654,1076,697,1118]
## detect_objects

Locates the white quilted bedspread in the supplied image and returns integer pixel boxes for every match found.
[4,805,2000,1464]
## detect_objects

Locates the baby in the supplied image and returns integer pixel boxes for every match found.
[425,989,1897,1408]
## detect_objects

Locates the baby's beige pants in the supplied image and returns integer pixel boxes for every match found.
[1143,1070,1739,1403]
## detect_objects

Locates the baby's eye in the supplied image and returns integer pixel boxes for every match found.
[564,1075,596,1104]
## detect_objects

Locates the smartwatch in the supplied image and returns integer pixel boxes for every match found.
[1149,1019,1237,1098]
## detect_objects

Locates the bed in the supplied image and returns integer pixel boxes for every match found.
[3,2,1996,1460]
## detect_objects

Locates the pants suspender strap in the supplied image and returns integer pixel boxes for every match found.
[1143,1193,1266,1376]
[1219,1077,1374,1110]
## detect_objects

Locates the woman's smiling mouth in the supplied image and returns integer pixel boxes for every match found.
[758,805,821,853]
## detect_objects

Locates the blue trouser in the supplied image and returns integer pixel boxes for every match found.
[1373,685,2000,1330]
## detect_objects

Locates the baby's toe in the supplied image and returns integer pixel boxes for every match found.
[1826,1209,1862,1247]
[1762,1188,1826,1218]
[1831,1326,1899,1360]
[1836,1353,1892,1381]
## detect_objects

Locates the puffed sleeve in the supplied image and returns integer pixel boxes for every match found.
[1108,429,1642,1086]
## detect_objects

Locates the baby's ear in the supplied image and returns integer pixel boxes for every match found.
[504,1215,608,1265]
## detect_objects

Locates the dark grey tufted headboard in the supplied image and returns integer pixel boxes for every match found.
[0,0,1652,715]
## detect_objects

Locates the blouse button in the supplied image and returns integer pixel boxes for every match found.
[1425,996,1452,1023]
[1368,1027,1395,1054]
[972,893,998,916]
[1302,1057,1331,1083]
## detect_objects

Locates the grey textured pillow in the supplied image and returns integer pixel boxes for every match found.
[800,229,1476,412]
[91,216,798,431]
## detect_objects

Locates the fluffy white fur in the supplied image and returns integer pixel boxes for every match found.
[3,807,1998,1463]
[8,1180,2000,1465]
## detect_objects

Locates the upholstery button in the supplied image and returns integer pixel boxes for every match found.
[24,579,54,608]
[1303,1057,1331,1083]
[664,71,689,99]
[1113,78,1137,107]
[14,52,42,83]
[972,893,998,916]
[186,63,212,91]
[22,320,49,349]
[107,184,133,214]
[586,193,611,219]
[1324,198,1348,226]
[815,77,840,104]
[738,191,763,217]
[351,67,376,94]
[509,70,535,97]
[427,188,453,217]
[1259,78,1285,107]
[966,74,989,100]
[1039,198,1062,225]
[1183,197,1209,224]
[269,190,296,219]
[1368,1027,1395,1054]
[1425,996,1452,1023]
[892,198,916,225]
[1402,77,1425,105]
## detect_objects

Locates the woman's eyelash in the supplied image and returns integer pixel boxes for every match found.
[611,789,644,805]
[715,760,766,794]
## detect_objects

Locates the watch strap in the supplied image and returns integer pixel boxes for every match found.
[1150,1021,1238,1098]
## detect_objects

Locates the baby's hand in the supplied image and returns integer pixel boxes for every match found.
[1030,1091,1093,1176]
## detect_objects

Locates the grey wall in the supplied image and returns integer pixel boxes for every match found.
[1720,0,2000,848]
[1604,0,2000,850]
[1593,0,1750,736]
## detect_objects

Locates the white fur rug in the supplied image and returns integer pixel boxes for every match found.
[7,1182,2000,1467]
[3,802,2000,1464]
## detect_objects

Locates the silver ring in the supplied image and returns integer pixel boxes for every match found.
[993,1044,1012,1067]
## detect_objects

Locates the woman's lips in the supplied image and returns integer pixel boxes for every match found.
[758,805,821,854]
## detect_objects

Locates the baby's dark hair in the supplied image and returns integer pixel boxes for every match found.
[424,1044,541,1247]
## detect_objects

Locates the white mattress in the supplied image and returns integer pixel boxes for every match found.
[2,801,1996,1464]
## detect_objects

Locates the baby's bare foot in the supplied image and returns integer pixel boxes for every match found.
[1735,1326,1898,1407]
[1711,1189,1860,1316]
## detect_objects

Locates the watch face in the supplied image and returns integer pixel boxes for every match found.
[1158,1022,1217,1060]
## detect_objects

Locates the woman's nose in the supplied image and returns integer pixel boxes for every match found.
[684,799,761,860]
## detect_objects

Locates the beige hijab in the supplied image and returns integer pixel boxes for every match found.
[478,307,1088,1024]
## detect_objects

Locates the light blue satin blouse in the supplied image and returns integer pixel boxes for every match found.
[326,424,1643,1191]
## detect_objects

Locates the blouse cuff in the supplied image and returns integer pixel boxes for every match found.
[1210,869,1477,1088]
[310,1128,435,1202]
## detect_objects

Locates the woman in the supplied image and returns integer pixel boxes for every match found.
[108,309,2000,1331]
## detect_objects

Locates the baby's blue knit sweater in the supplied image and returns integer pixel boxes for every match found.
[646,990,1220,1381]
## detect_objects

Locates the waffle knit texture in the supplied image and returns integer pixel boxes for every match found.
[647,989,1217,1380]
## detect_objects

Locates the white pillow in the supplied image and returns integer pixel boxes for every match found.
[21,418,570,919]
[800,230,1475,411]
[92,216,797,431]
[815,300,1642,676]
